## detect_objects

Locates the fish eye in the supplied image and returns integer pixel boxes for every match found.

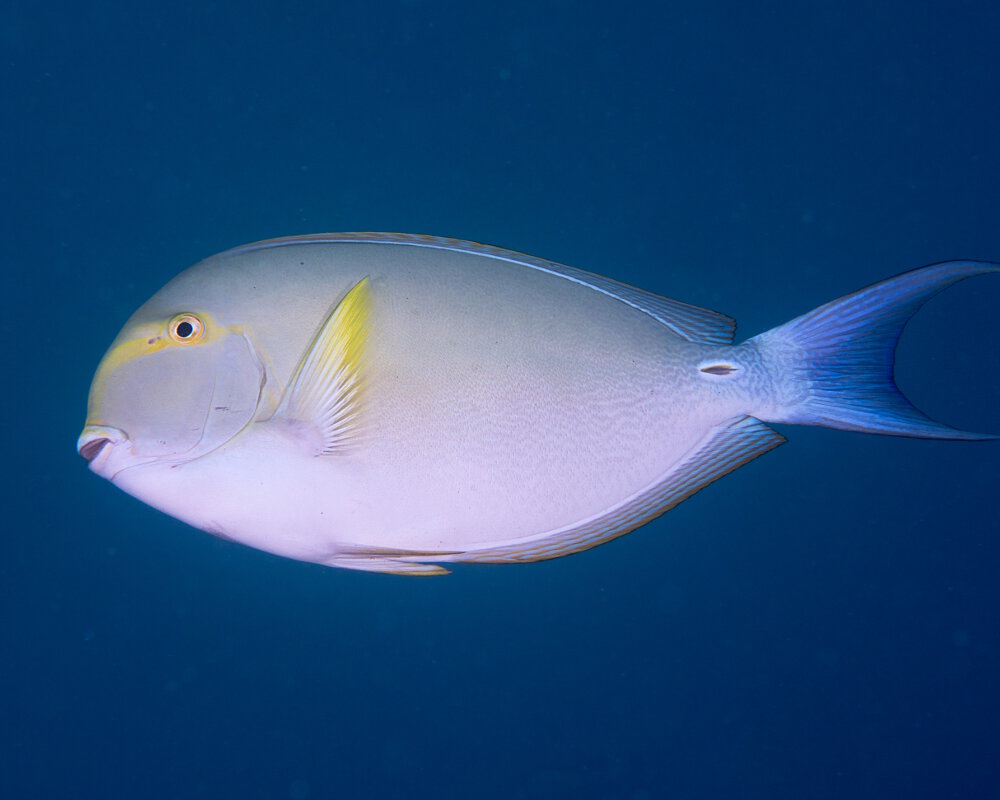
[168,313,205,344]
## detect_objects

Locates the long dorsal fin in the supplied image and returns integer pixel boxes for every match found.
[551,260,736,345]
[273,276,371,454]
[225,233,737,345]
[459,416,785,564]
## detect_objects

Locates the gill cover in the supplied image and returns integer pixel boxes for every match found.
[86,315,264,463]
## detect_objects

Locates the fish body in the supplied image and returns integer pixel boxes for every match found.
[79,234,998,574]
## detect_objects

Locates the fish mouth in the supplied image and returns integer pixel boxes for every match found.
[79,437,110,463]
[77,426,128,473]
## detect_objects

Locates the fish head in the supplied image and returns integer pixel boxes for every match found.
[78,300,266,480]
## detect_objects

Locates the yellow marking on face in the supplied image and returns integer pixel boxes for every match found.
[96,324,168,375]
[97,312,233,374]
[87,312,247,414]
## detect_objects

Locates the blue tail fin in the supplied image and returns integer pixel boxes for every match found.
[748,261,999,440]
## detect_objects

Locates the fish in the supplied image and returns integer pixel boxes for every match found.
[77,233,998,575]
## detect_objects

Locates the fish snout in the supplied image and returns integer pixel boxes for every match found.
[77,426,128,474]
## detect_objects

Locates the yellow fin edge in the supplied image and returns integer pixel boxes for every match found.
[274,277,372,454]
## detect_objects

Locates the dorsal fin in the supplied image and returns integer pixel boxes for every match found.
[224,233,737,345]
[547,259,736,344]
[273,276,371,454]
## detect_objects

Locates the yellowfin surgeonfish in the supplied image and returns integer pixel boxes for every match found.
[78,234,998,575]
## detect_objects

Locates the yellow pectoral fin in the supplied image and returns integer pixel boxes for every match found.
[273,276,372,454]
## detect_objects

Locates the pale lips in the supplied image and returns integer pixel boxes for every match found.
[79,436,110,463]
[77,426,128,469]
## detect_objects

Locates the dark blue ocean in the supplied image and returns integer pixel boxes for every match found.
[4,2,999,798]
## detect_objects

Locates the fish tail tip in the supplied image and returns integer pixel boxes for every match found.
[750,260,1000,439]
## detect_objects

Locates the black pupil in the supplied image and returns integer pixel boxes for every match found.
[176,320,194,338]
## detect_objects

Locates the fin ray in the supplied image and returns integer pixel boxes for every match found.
[273,276,371,453]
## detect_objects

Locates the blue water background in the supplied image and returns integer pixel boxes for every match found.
[4,2,999,798]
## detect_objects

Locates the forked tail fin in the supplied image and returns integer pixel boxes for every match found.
[747,261,999,440]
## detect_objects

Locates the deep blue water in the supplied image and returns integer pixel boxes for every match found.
[4,2,1000,798]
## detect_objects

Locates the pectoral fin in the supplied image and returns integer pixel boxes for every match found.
[273,277,371,454]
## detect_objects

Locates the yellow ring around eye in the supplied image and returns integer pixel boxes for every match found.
[168,313,205,344]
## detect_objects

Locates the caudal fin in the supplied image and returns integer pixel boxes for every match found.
[748,261,999,440]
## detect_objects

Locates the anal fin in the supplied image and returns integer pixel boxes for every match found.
[463,416,786,564]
